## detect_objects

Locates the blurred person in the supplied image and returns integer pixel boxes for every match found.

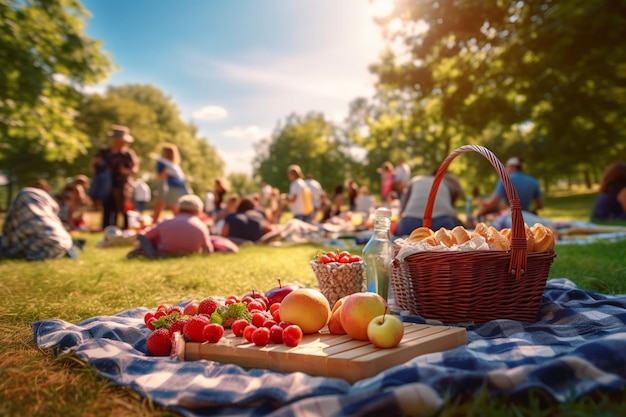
[221,197,275,244]
[379,161,395,200]
[152,143,191,222]
[213,177,229,214]
[346,179,359,211]
[127,194,213,258]
[354,185,377,214]
[89,124,138,230]
[213,194,241,235]
[393,158,411,198]
[133,178,151,214]
[283,164,314,223]
[395,173,464,237]
[331,184,344,217]
[305,175,323,218]
[476,156,543,217]
[1,179,80,260]
[591,162,626,221]
[203,188,216,216]
[60,175,90,230]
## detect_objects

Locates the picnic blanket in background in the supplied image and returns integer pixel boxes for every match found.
[33,278,626,417]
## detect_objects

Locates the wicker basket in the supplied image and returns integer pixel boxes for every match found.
[311,260,366,308]
[390,145,556,323]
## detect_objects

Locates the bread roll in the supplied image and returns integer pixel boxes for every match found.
[408,227,434,243]
[530,223,555,252]
[471,222,490,240]
[487,226,510,251]
[423,235,439,246]
[451,225,472,245]
[500,228,511,240]
[434,227,455,247]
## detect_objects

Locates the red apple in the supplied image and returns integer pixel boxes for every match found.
[339,292,388,341]
[265,279,301,306]
[367,313,404,348]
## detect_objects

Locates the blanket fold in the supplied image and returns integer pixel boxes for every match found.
[32,278,626,417]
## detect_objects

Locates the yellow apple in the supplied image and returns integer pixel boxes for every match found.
[367,313,404,348]
[339,292,388,340]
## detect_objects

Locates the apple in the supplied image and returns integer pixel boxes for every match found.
[265,279,301,306]
[242,290,269,310]
[367,313,404,348]
[339,292,388,341]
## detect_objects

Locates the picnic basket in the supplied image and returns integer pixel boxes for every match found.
[390,145,556,323]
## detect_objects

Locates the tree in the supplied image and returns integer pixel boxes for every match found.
[76,84,225,194]
[365,0,626,190]
[253,112,357,195]
[0,0,112,201]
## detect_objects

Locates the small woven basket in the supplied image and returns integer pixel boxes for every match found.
[311,260,366,308]
[390,145,556,323]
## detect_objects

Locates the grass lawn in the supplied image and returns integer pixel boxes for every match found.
[2,191,626,416]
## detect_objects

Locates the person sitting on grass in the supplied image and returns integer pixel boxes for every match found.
[1,179,82,260]
[221,197,275,245]
[127,194,213,258]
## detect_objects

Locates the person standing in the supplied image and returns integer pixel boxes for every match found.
[379,161,395,201]
[476,156,543,217]
[152,143,191,222]
[283,164,314,223]
[346,179,359,211]
[89,125,138,230]
[393,158,411,199]
[133,178,151,214]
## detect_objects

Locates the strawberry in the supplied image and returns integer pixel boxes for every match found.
[198,297,221,316]
[146,328,172,356]
[183,315,210,342]
[169,318,190,336]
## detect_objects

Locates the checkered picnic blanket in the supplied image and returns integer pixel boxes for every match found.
[32,278,626,417]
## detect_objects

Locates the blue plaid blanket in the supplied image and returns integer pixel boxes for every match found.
[32,278,626,417]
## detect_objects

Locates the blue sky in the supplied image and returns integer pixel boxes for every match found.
[81,0,391,175]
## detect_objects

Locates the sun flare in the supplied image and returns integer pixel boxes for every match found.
[369,0,395,19]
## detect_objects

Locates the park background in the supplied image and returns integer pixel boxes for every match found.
[1,0,624,212]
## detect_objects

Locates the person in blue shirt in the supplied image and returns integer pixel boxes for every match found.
[476,156,544,217]
[152,143,191,222]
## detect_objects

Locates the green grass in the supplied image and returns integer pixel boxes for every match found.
[2,191,626,416]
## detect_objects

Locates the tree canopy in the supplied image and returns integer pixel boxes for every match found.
[0,0,113,193]
[357,0,626,191]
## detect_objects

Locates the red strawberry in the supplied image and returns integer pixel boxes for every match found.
[146,328,172,356]
[198,297,221,316]
[183,315,210,342]
[169,318,190,336]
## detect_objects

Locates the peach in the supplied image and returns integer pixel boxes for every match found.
[279,288,331,334]
[339,292,388,340]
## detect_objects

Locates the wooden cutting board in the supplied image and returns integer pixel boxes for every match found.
[173,323,466,383]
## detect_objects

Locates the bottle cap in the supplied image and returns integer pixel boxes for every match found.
[375,207,391,218]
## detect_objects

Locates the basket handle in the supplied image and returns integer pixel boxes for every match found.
[423,144,527,279]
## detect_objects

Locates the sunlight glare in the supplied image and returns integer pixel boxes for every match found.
[369,0,394,19]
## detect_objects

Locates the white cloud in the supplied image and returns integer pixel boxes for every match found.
[222,125,271,140]
[192,105,228,121]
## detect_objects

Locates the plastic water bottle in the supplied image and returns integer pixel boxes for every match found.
[362,207,394,302]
